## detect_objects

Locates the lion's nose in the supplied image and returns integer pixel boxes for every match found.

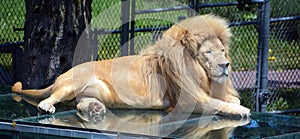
[218,63,229,69]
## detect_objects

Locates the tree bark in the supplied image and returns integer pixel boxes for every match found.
[23,0,91,89]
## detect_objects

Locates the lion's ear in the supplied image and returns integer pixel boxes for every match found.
[163,25,189,43]
[163,25,201,57]
[163,25,195,47]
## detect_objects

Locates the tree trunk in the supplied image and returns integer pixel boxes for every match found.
[23,0,92,89]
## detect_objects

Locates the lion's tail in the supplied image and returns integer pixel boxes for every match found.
[12,82,53,99]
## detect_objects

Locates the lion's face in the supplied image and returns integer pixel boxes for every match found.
[197,38,230,83]
[162,15,232,84]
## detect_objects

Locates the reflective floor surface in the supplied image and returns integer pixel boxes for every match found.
[1,93,300,138]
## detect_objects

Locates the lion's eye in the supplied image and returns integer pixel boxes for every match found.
[221,49,225,52]
[206,50,212,54]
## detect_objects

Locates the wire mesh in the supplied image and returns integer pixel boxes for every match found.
[0,53,13,85]
[267,0,300,111]
[0,0,25,43]
[0,0,25,86]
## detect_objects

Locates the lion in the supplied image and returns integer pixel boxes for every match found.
[12,14,250,118]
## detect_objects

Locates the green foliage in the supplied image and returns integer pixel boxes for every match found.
[230,25,258,71]
[239,88,300,112]
[0,0,25,43]
[269,39,300,70]
[97,34,121,60]
[1,0,299,70]
[0,53,12,70]
[267,97,289,111]
[269,88,300,110]
[239,89,255,110]
[242,13,257,21]
[270,0,300,17]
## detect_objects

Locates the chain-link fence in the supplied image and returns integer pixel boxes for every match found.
[0,0,25,88]
[0,0,25,43]
[0,0,299,112]
[266,0,300,112]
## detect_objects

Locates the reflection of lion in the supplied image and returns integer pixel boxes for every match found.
[39,110,250,138]
[12,15,250,117]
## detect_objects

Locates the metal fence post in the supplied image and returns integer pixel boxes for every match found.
[7,42,24,84]
[121,0,130,56]
[255,0,271,112]
[129,0,136,55]
[188,0,196,17]
[93,29,99,60]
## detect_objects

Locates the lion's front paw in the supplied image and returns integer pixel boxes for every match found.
[38,102,56,114]
[220,103,250,117]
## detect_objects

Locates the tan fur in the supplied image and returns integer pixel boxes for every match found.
[12,14,250,117]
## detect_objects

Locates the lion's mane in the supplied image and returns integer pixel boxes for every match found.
[139,15,239,107]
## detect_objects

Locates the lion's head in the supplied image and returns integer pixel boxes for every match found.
[140,14,238,106]
[163,14,232,84]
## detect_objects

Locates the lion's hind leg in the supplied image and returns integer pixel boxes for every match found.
[77,97,106,123]
[38,85,75,113]
[38,95,58,114]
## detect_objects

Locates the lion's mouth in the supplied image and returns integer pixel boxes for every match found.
[211,67,229,77]
[212,67,229,77]
[212,72,228,77]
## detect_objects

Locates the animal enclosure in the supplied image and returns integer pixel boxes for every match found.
[0,0,299,138]
[0,0,299,113]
